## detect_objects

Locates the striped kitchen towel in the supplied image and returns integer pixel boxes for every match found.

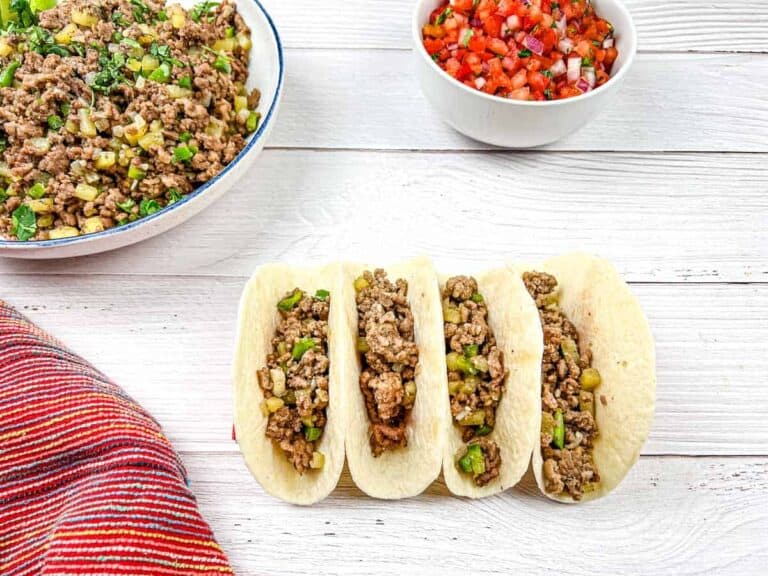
[0,301,234,575]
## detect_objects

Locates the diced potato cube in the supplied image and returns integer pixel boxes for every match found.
[140,54,159,73]
[81,217,105,234]
[27,198,53,213]
[54,23,78,45]
[234,95,248,113]
[138,131,164,151]
[265,396,284,413]
[166,85,191,99]
[94,151,116,170]
[48,226,80,239]
[74,183,99,201]
[78,108,97,137]
[71,10,98,27]
[213,37,236,52]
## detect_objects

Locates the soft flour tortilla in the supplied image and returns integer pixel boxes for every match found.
[341,257,449,499]
[513,253,656,503]
[439,269,543,498]
[233,263,346,505]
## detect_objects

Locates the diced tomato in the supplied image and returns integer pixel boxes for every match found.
[423,24,445,39]
[487,38,509,56]
[527,70,549,93]
[456,63,473,81]
[451,0,475,11]
[422,0,617,100]
[423,38,445,55]
[483,15,504,38]
[468,34,487,53]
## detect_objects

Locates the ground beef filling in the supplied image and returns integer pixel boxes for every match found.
[443,275,505,487]
[0,0,261,240]
[523,271,602,501]
[257,289,330,474]
[355,269,418,457]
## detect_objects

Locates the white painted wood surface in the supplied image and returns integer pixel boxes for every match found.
[2,0,767,574]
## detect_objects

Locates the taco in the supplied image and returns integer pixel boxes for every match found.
[233,263,346,505]
[439,270,542,498]
[340,257,449,499]
[516,253,655,503]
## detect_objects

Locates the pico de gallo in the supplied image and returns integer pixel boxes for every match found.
[422,0,618,101]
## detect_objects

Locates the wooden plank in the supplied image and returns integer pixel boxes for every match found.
[2,150,765,282]
[260,0,768,53]
[186,452,768,576]
[266,51,766,152]
[1,276,766,456]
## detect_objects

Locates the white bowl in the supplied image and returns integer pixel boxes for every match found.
[0,0,283,259]
[412,0,637,148]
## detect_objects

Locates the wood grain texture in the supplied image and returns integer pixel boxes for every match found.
[186,452,768,576]
[2,151,765,282]
[265,51,767,152]
[260,0,768,53]
[2,275,766,456]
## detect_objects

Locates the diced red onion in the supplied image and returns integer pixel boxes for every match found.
[474,77,486,89]
[582,66,596,88]
[576,78,591,92]
[603,37,614,49]
[506,15,521,31]
[521,0,531,6]
[558,38,574,54]
[502,56,516,71]
[522,35,544,56]
[549,59,567,77]
[556,15,566,38]
[470,17,482,27]
[514,30,526,43]
[447,43,459,51]
[567,56,581,83]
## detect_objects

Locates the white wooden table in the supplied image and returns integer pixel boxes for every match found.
[3,1,767,574]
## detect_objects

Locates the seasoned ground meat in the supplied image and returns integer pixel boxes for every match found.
[257,288,331,474]
[524,271,601,501]
[443,276,506,486]
[355,269,418,456]
[0,0,261,241]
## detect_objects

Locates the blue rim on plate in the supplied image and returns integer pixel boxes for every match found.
[0,0,284,250]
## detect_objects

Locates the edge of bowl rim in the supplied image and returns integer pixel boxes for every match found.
[411,0,638,107]
[0,0,285,250]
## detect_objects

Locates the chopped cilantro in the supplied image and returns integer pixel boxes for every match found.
[518,48,532,58]
[435,6,452,25]
[131,0,150,23]
[167,188,183,204]
[89,50,128,94]
[172,144,197,163]
[116,198,136,213]
[190,0,219,23]
[111,11,129,27]
[139,198,161,216]
[11,204,36,241]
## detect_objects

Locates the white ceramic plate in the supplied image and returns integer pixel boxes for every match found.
[0,0,284,259]
[413,0,637,148]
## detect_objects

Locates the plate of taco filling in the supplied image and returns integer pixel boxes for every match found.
[340,257,449,499]
[233,264,346,505]
[439,270,542,498]
[517,253,655,502]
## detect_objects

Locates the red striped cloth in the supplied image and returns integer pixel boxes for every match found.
[0,301,234,575]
